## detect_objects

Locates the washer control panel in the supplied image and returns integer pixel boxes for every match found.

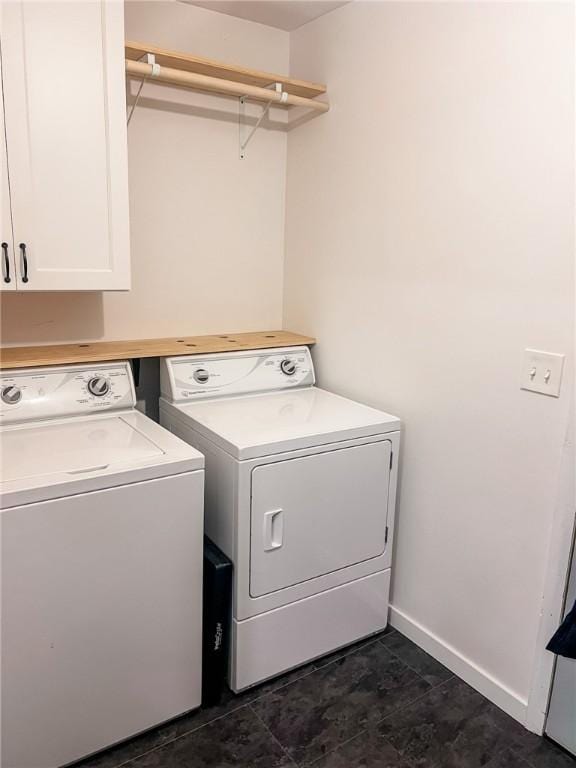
[0,362,135,424]
[162,346,315,402]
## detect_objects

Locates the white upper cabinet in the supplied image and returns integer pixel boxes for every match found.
[0,1,130,291]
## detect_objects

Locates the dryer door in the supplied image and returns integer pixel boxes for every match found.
[250,440,391,598]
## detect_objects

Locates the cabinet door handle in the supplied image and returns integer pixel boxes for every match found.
[2,242,11,283]
[19,243,28,283]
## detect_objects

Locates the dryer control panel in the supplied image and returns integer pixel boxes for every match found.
[161,347,315,402]
[0,362,136,424]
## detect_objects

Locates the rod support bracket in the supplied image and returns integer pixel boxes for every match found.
[127,52,160,126]
[275,82,288,104]
[146,53,161,77]
[239,83,284,159]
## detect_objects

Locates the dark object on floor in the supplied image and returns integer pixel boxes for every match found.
[547,600,576,659]
[202,537,233,706]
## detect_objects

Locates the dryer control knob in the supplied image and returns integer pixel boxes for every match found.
[1,385,22,405]
[280,359,297,376]
[193,368,210,384]
[88,377,110,397]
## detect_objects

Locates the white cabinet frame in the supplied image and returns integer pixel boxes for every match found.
[0,29,15,291]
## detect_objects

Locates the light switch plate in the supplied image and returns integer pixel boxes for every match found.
[521,349,565,397]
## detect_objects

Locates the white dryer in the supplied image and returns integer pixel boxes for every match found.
[0,362,204,768]
[160,346,400,692]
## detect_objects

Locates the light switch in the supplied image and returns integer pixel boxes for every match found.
[521,349,565,397]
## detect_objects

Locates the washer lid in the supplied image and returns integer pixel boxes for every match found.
[166,387,401,459]
[1,411,204,507]
[2,416,164,483]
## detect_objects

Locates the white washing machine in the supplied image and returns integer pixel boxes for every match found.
[160,346,400,692]
[0,362,205,768]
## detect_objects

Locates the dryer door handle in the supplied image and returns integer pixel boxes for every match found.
[263,509,284,551]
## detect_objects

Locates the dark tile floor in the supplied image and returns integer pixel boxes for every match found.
[77,629,576,768]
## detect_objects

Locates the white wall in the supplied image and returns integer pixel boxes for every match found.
[1,0,288,344]
[284,1,574,721]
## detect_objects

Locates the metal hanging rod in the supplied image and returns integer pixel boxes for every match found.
[125,58,329,113]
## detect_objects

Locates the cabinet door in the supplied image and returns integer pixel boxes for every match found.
[0,37,16,291]
[0,1,130,291]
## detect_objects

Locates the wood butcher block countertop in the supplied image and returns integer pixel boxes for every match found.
[0,330,316,370]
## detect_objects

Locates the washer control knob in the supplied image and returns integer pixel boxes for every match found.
[280,359,297,376]
[88,377,110,397]
[1,385,22,405]
[193,368,210,384]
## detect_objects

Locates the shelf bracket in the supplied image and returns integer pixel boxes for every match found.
[127,53,161,126]
[239,82,285,159]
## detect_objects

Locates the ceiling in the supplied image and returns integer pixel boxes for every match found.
[179,0,349,31]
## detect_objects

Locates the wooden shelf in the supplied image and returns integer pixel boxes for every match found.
[125,42,329,113]
[126,41,326,99]
[0,331,315,370]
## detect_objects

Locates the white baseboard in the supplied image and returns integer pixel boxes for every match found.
[389,605,529,726]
